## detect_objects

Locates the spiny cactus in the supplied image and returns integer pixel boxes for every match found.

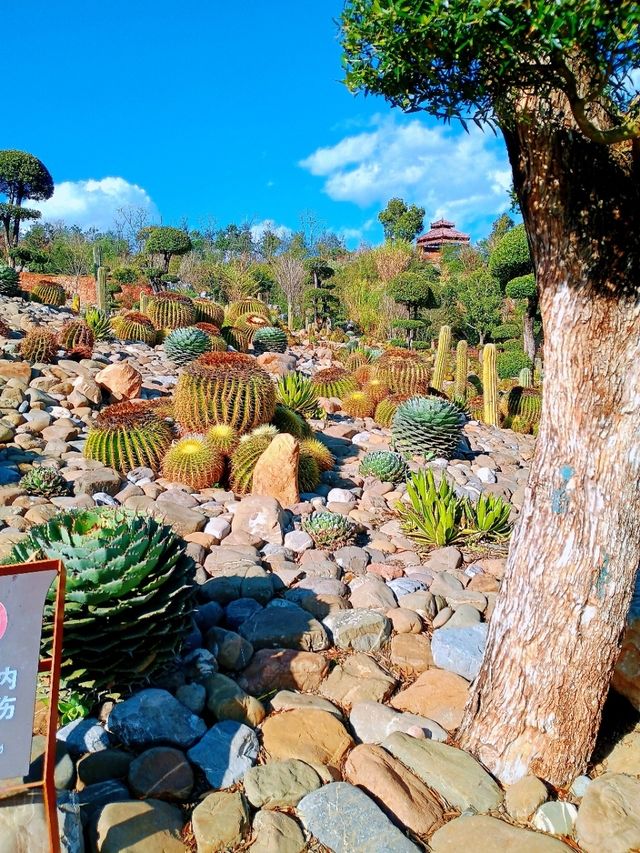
[85,308,111,341]
[300,437,335,473]
[147,291,197,330]
[19,466,70,497]
[312,367,358,400]
[194,324,227,352]
[174,351,276,434]
[518,367,533,388]
[374,357,430,395]
[225,298,270,325]
[342,390,375,419]
[162,435,225,489]
[58,319,94,360]
[31,281,66,307]
[84,401,174,473]
[96,267,109,313]
[344,348,373,372]
[374,394,411,429]
[431,325,452,390]
[482,344,499,426]
[506,414,535,434]
[252,326,288,355]
[359,451,408,484]
[20,328,58,363]
[224,313,270,352]
[0,264,21,297]
[301,512,357,549]
[353,364,374,386]
[194,321,221,336]
[298,450,321,493]
[467,394,485,422]
[505,386,542,425]
[70,293,81,313]
[8,508,195,698]
[165,327,212,365]
[193,298,225,327]
[275,373,320,418]
[392,396,465,460]
[206,423,240,456]
[271,403,312,439]
[454,340,469,400]
[229,425,278,495]
[362,379,388,404]
[111,311,157,345]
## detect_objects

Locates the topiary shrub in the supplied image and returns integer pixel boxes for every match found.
[489,223,533,287]
[84,400,174,473]
[165,327,212,365]
[19,466,70,497]
[359,451,408,483]
[147,291,196,330]
[342,390,376,419]
[58,319,94,360]
[497,349,531,379]
[31,280,66,306]
[0,264,21,297]
[312,367,358,400]
[302,512,357,548]
[174,351,276,434]
[193,298,225,327]
[392,395,465,459]
[252,326,288,355]
[492,323,522,341]
[8,508,195,698]
[275,373,320,417]
[20,328,58,363]
[162,435,225,489]
[111,311,157,345]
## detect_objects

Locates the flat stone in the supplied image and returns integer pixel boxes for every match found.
[430,815,573,852]
[297,782,420,852]
[270,690,342,718]
[324,609,391,652]
[575,772,640,853]
[320,653,396,711]
[238,649,329,696]
[191,791,250,853]
[152,501,205,536]
[344,743,446,836]
[231,494,285,545]
[382,732,503,812]
[389,633,433,674]
[350,701,447,744]
[349,577,397,610]
[76,749,133,789]
[243,759,322,808]
[187,721,259,788]
[95,799,186,852]
[250,811,306,853]
[106,688,206,749]
[423,547,463,572]
[505,775,549,821]
[261,709,354,773]
[390,669,469,731]
[238,601,329,651]
[431,623,488,680]
[74,467,121,496]
[201,560,274,605]
[283,529,314,554]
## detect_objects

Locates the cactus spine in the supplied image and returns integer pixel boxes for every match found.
[518,367,533,388]
[431,325,451,390]
[483,344,499,426]
[96,267,109,313]
[454,339,468,400]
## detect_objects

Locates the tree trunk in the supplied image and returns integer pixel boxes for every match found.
[522,296,537,361]
[459,108,640,787]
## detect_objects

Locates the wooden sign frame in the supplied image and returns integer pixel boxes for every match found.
[0,559,66,853]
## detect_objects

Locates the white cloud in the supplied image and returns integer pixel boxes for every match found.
[30,176,158,231]
[250,219,292,242]
[300,117,512,233]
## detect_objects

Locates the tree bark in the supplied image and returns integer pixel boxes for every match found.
[459,104,640,787]
[522,296,537,361]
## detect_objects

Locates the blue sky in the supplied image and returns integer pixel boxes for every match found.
[5,0,512,246]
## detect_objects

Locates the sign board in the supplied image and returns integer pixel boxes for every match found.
[0,561,58,780]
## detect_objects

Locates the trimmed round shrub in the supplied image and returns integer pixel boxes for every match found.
[497,349,532,379]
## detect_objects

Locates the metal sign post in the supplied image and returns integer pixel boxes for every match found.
[0,559,66,853]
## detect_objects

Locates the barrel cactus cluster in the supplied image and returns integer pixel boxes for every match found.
[111,311,157,345]
[162,435,225,489]
[147,291,197,330]
[57,319,94,359]
[312,367,358,400]
[31,280,66,306]
[20,328,59,363]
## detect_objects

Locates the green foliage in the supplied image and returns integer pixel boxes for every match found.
[379,198,425,242]
[84,401,174,473]
[145,227,192,270]
[492,323,521,341]
[457,269,503,342]
[454,339,469,400]
[111,311,157,345]
[0,264,21,296]
[20,328,58,363]
[84,308,111,341]
[147,291,197,330]
[9,508,195,698]
[497,349,532,379]
[31,280,66,306]
[58,692,91,726]
[359,450,408,483]
[389,270,437,316]
[162,435,225,489]
[431,325,452,390]
[0,150,54,201]
[506,273,536,300]
[275,373,321,418]
[465,493,513,541]
[20,466,70,497]
[489,224,533,288]
[252,326,288,355]
[165,326,212,365]
[302,511,357,549]
[392,395,464,460]
[110,266,139,285]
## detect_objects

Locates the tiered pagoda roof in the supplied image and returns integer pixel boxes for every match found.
[416,218,470,253]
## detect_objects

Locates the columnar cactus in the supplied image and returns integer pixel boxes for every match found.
[111,311,157,345]
[392,395,465,459]
[20,328,58,363]
[162,435,225,489]
[164,327,212,365]
[482,344,499,426]
[147,291,197,330]
[252,326,288,355]
[519,367,533,388]
[194,298,225,327]
[84,401,174,473]
[96,267,109,313]
[431,325,452,390]
[454,339,469,400]
[31,281,66,307]
[174,351,276,434]
[58,320,94,359]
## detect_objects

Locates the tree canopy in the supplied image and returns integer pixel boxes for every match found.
[145,226,193,271]
[489,224,533,288]
[378,197,425,242]
[0,150,53,204]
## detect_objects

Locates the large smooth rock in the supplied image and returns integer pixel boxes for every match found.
[344,743,445,836]
[349,577,397,610]
[320,653,396,711]
[261,709,354,773]
[191,791,250,853]
[95,362,142,401]
[575,772,640,853]
[231,494,285,545]
[505,775,549,821]
[390,669,469,730]
[106,689,206,749]
[74,468,121,497]
[57,718,113,757]
[431,623,488,680]
[127,747,194,801]
[389,633,433,674]
[95,798,186,852]
[204,672,266,726]
[238,649,329,695]
[349,701,447,744]
[429,815,573,852]
[297,782,420,852]
[201,560,274,605]
[238,601,329,651]
[250,811,306,853]
[243,759,322,808]
[252,434,300,507]
[382,732,503,812]
[187,721,259,788]
[324,609,391,652]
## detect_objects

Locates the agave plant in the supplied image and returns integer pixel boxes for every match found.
[8,508,195,698]
[392,395,465,460]
[465,493,513,541]
[19,466,70,497]
[164,326,212,365]
[84,308,111,341]
[396,469,466,547]
[275,372,321,418]
[252,326,288,355]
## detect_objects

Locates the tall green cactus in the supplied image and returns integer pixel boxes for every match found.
[518,367,533,388]
[431,325,451,390]
[483,343,499,426]
[454,339,468,400]
[96,267,109,313]
[92,245,102,278]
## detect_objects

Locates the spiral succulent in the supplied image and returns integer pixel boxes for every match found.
[147,291,197,330]
[0,264,21,297]
[312,367,358,400]
[165,326,212,365]
[252,326,288,355]
[193,298,225,327]
[84,400,174,473]
[58,319,94,360]
[206,423,240,456]
[162,435,225,489]
[271,403,312,439]
[302,512,357,549]
[174,351,276,434]
[392,396,465,460]
[275,373,320,418]
[19,466,70,497]
[31,280,66,306]
[229,425,278,495]
[84,308,111,341]
[359,451,408,484]
[342,390,375,419]
[20,328,58,363]
[8,508,195,697]
[111,311,157,345]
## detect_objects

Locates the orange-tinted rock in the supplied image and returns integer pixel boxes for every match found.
[95,362,142,401]
[390,669,470,731]
[261,709,354,773]
[252,433,300,507]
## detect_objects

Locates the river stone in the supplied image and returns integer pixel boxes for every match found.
[95,799,186,852]
[201,561,274,605]
[107,689,206,749]
[390,669,469,730]
[231,494,285,545]
[238,601,329,651]
[505,775,549,821]
[575,772,640,853]
[324,608,391,652]
[261,709,354,773]
[57,717,113,757]
[243,759,322,808]
[297,782,420,852]
[209,627,254,670]
[349,701,447,744]
[389,633,434,674]
[76,749,133,789]
[250,810,306,853]
[127,747,194,801]
[270,689,342,717]
[238,648,329,695]
[191,791,250,853]
[382,732,503,812]
[204,672,266,726]
[187,720,258,788]
[532,801,578,835]
[349,577,397,610]
[320,653,396,710]
[430,815,574,852]
[431,623,488,680]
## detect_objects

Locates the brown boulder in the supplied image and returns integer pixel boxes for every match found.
[95,362,142,401]
[390,668,469,731]
[238,648,329,695]
[252,433,300,507]
[261,709,354,772]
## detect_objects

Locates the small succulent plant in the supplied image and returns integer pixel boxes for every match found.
[252,326,288,355]
[19,466,70,497]
[392,395,465,460]
[301,511,357,549]
[359,451,408,484]
[164,326,212,365]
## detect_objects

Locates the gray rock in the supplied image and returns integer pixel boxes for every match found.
[327,488,357,504]
[210,627,255,670]
[225,597,263,630]
[334,546,370,575]
[238,601,329,651]
[431,623,488,680]
[387,578,427,597]
[106,688,207,749]
[74,468,121,496]
[187,720,259,787]
[57,718,113,758]
[297,782,420,852]
[532,801,578,835]
[324,609,391,652]
[244,759,322,807]
[575,773,640,853]
[284,530,314,554]
[231,494,285,545]
[349,701,448,744]
[201,559,275,605]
